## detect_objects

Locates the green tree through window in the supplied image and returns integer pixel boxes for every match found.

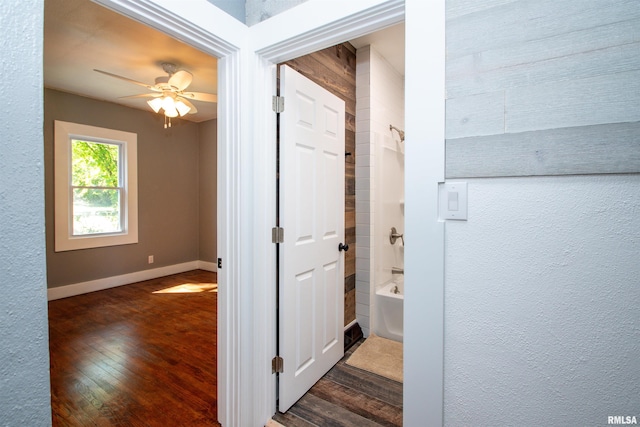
[71,140,122,235]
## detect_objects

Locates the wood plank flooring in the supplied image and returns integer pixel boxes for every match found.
[48,270,220,427]
[272,339,403,427]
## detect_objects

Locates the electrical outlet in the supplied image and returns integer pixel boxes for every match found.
[148,255,154,264]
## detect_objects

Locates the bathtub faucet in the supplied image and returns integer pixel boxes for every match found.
[391,267,404,275]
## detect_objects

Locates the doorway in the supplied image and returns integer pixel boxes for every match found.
[43,0,221,423]
[83,1,445,426]
[274,24,405,420]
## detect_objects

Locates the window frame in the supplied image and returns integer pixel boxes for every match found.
[54,120,138,252]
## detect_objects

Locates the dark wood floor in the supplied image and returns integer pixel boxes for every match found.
[48,270,220,427]
[272,339,403,427]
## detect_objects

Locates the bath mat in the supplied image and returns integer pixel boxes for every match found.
[346,334,403,383]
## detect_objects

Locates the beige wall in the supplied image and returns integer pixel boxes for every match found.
[199,119,217,263]
[44,89,216,288]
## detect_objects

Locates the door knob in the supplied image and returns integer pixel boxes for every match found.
[338,243,349,252]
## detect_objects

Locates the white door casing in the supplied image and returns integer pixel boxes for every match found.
[278,65,346,412]
[93,1,444,425]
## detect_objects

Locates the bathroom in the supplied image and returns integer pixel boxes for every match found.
[354,26,405,346]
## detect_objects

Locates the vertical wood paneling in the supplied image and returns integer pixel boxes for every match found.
[283,42,357,326]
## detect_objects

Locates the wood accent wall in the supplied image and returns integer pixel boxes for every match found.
[282,42,357,326]
[445,0,640,178]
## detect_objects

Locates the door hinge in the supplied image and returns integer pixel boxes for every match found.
[272,95,285,113]
[272,356,284,374]
[272,227,284,243]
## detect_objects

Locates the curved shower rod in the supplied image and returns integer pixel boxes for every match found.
[390,124,405,142]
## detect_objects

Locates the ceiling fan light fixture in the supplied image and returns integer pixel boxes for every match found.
[161,96,178,118]
[94,65,215,127]
[175,99,191,117]
[164,105,179,118]
[147,97,163,113]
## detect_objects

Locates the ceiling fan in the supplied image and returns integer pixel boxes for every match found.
[94,62,217,127]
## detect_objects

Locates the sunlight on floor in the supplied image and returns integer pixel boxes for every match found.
[153,283,218,293]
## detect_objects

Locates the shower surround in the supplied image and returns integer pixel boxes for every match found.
[355,45,405,340]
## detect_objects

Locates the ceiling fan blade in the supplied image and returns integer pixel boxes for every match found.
[119,93,161,99]
[177,97,198,114]
[94,69,160,91]
[169,70,193,91]
[181,92,218,103]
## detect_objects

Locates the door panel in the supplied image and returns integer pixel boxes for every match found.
[279,64,345,412]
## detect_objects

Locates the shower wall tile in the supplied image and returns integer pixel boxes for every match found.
[356,257,370,272]
[355,203,369,216]
[357,178,370,191]
[355,166,368,180]
[356,155,371,167]
[356,42,404,339]
[356,302,370,319]
[355,188,370,201]
[356,73,371,98]
[356,269,370,282]
[356,112,370,125]
[356,131,371,146]
[356,213,370,225]
[356,142,371,156]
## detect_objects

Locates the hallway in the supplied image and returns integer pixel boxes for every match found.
[273,339,403,426]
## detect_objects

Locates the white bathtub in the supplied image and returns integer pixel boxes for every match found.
[374,277,404,342]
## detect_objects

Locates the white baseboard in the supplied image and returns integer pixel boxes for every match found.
[197,260,218,272]
[344,318,358,331]
[47,260,217,301]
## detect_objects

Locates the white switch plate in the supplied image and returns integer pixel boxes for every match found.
[439,182,468,220]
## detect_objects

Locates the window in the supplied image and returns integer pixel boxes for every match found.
[54,121,138,251]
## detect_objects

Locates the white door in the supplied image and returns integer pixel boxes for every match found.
[278,65,346,412]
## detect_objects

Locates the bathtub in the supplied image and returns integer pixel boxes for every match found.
[374,277,404,342]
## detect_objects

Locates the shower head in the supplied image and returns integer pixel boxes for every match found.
[390,124,405,142]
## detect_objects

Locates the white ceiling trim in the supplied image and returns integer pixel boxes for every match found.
[251,0,404,63]
[98,0,248,52]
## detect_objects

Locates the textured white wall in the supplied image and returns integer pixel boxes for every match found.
[0,0,52,425]
[443,1,640,423]
[444,175,640,425]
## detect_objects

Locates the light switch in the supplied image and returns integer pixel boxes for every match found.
[448,191,459,211]
[439,182,468,220]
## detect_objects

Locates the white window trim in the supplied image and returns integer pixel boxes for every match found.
[54,120,138,252]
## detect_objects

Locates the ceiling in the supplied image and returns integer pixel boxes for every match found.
[350,23,405,76]
[44,0,219,122]
[44,0,404,124]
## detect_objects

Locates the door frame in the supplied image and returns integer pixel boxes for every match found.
[93,0,445,426]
